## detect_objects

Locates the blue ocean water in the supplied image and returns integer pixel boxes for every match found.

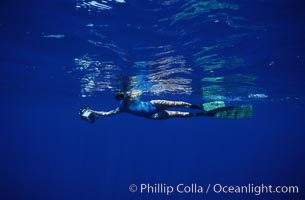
[1,0,305,200]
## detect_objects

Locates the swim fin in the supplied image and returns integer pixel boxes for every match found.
[202,101,226,112]
[205,105,253,119]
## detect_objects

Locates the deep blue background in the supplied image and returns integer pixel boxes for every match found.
[1,0,305,200]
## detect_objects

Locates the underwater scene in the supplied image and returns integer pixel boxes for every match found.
[1,0,305,199]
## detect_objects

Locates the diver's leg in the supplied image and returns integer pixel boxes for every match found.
[150,110,199,120]
[149,105,253,120]
[150,100,201,110]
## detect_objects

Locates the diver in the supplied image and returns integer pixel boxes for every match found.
[78,91,253,123]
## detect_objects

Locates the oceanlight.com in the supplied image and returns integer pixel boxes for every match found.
[128,183,300,196]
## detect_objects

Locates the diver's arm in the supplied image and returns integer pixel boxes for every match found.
[90,107,121,116]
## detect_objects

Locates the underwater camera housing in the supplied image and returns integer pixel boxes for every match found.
[78,105,98,123]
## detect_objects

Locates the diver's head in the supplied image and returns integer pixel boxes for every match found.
[115,92,125,101]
